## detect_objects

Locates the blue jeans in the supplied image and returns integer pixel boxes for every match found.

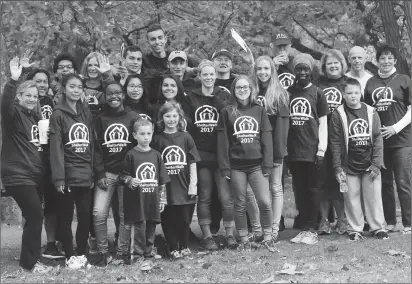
[382,147,411,227]
[230,167,272,239]
[93,172,124,254]
[270,162,284,234]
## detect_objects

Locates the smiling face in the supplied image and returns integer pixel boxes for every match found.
[343,84,362,108]
[106,84,124,108]
[325,56,342,79]
[169,58,187,79]
[56,59,75,77]
[378,52,397,74]
[163,109,179,131]
[349,50,367,72]
[124,51,143,74]
[126,77,144,100]
[17,87,38,110]
[147,29,167,55]
[32,72,49,96]
[162,78,178,101]
[200,66,216,88]
[234,78,251,103]
[256,59,272,83]
[213,55,232,74]
[87,56,99,78]
[64,77,83,103]
[294,63,311,86]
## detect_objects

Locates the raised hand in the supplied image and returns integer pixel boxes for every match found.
[10,57,23,80]
[96,54,111,74]
[20,50,35,68]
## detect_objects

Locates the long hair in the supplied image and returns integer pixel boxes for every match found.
[251,56,289,115]
[228,75,256,116]
[80,52,103,79]
[157,74,186,105]
[156,102,186,132]
[320,49,348,78]
[123,74,150,110]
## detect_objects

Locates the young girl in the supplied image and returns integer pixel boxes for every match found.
[151,102,200,259]
[217,75,277,252]
[123,74,153,120]
[49,73,94,269]
[251,56,290,241]
[117,118,170,266]
[287,53,329,245]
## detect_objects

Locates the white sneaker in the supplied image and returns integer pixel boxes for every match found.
[32,262,53,273]
[402,227,411,234]
[290,231,307,243]
[66,255,88,270]
[300,231,318,245]
[180,248,191,256]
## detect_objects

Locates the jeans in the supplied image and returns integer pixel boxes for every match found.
[57,186,91,258]
[381,147,411,227]
[118,221,157,257]
[93,172,124,254]
[230,167,272,238]
[246,184,262,234]
[270,162,284,234]
[9,186,43,270]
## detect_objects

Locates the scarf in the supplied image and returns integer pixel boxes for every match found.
[378,67,396,79]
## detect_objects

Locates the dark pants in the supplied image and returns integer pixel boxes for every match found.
[289,161,321,231]
[9,185,43,270]
[111,188,120,237]
[210,188,222,234]
[57,186,91,258]
[89,186,95,238]
[161,204,195,251]
[382,147,411,227]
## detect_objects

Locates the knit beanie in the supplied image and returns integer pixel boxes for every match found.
[293,53,314,71]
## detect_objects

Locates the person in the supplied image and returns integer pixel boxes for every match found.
[92,81,140,266]
[217,75,278,252]
[186,60,234,250]
[1,57,52,273]
[123,74,153,119]
[345,46,373,98]
[49,73,94,269]
[251,56,289,241]
[50,52,78,100]
[287,53,328,245]
[329,78,388,241]
[364,44,411,234]
[317,49,349,235]
[111,45,143,85]
[211,49,238,91]
[270,31,295,90]
[116,118,170,267]
[151,102,200,259]
[167,51,198,91]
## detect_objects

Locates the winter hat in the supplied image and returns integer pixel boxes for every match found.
[293,53,315,71]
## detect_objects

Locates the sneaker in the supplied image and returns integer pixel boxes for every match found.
[375,231,389,240]
[202,236,219,251]
[131,253,144,264]
[111,254,130,265]
[279,216,286,232]
[336,220,348,235]
[32,261,53,273]
[300,231,318,245]
[262,238,279,253]
[348,232,365,241]
[170,250,182,260]
[91,252,110,267]
[42,242,65,259]
[290,231,307,243]
[180,248,192,256]
[145,247,161,259]
[66,255,88,270]
[88,237,98,255]
[318,219,331,235]
[386,224,399,232]
[226,235,238,250]
[237,241,251,252]
[403,227,411,234]
[247,232,264,243]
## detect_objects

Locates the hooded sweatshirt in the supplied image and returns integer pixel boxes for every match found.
[187,86,233,165]
[49,98,94,187]
[1,79,44,187]
[84,70,115,118]
[94,106,139,179]
[217,102,273,176]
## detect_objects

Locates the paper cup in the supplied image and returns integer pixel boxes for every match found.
[38,119,50,144]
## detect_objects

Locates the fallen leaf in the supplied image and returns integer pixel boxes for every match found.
[276,263,305,275]
[117,276,127,281]
[385,250,411,258]
[261,275,275,283]
[325,245,338,252]
[302,263,317,270]
[341,264,350,271]
[197,251,208,255]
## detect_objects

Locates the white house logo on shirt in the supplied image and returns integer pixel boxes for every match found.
[41,105,53,120]
[135,162,158,187]
[194,105,219,132]
[29,125,42,151]
[233,116,259,143]
[66,123,89,153]
[162,146,186,174]
[139,114,152,121]
[103,123,131,152]
[372,87,395,111]
[256,96,266,107]
[323,87,342,112]
[348,118,370,145]
[278,73,295,89]
[290,98,312,118]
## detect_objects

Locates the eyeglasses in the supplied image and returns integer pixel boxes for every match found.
[235,86,250,91]
[58,65,73,70]
[107,91,123,96]
[127,85,143,90]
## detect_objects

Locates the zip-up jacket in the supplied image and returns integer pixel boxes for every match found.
[217,102,273,176]
[329,103,383,176]
[1,79,44,187]
[94,107,139,179]
[49,98,94,187]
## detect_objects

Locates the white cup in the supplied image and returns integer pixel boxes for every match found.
[38,119,50,145]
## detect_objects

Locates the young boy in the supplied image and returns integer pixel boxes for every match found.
[116,118,170,266]
[329,78,388,240]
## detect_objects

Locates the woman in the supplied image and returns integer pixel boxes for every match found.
[49,73,94,269]
[1,57,51,272]
[123,74,153,119]
[251,56,289,240]
[317,49,349,235]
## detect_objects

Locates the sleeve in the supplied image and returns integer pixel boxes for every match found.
[49,111,66,187]
[157,153,171,185]
[317,88,329,156]
[393,76,411,133]
[188,163,198,192]
[363,79,374,106]
[370,111,383,171]
[272,104,289,163]
[93,116,106,180]
[329,111,344,175]
[260,108,274,173]
[316,88,329,118]
[185,133,200,163]
[216,109,231,177]
[1,79,18,121]
[118,153,134,186]
[101,70,115,87]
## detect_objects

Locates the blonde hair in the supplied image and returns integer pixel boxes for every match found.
[251,56,289,115]
[133,117,153,133]
[156,102,186,132]
[80,52,103,79]
[320,49,348,77]
[197,59,216,75]
[17,80,38,96]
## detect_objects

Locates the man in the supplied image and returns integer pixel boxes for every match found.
[167,51,198,91]
[345,46,373,98]
[211,49,238,91]
[112,45,143,84]
[50,52,78,100]
[270,31,295,90]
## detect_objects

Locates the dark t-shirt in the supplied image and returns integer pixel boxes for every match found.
[287,83,329,162]
[151,131,200,205]
[318,76,347,115]
[122,148,170,223]
[278,56,295,90]
[345,104,372,174]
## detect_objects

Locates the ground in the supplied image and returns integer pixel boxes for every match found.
[1,178,411,283]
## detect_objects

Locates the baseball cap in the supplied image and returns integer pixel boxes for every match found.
[271,32,291,46]
[168,51,188,62]
[211,49,234,60]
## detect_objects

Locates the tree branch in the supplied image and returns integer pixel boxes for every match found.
[126,20,157,37]
[293,17,333,49]
[167,10,186,20]
[290,37,323,60]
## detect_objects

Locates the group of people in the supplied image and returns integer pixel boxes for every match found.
[1,24,411,273]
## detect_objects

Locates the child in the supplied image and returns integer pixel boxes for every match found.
[117,118,171,267]
[151,102,200,259]
[329,78,388,240]
[217,75,277,252]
